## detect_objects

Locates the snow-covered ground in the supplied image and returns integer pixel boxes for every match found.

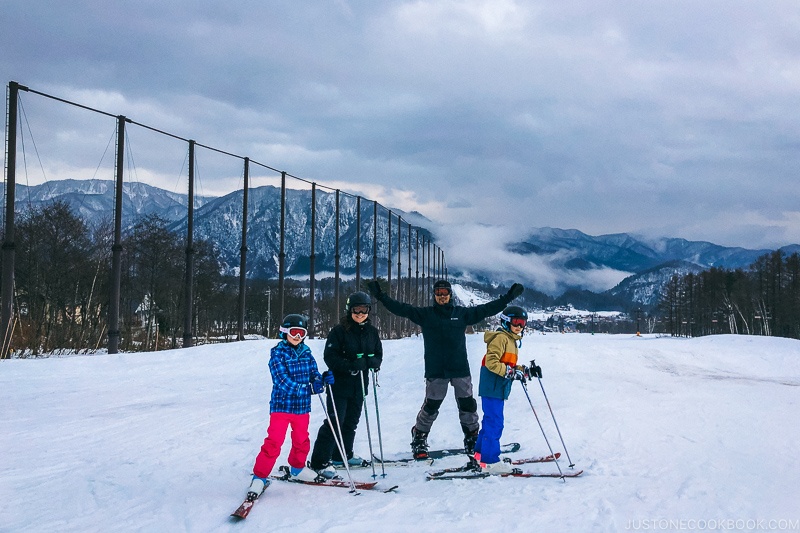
[2,332,799,532]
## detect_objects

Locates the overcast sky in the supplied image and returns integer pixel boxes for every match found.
[3,1,800,256]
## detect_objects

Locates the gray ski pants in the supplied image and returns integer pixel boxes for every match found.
[414,377,479,434]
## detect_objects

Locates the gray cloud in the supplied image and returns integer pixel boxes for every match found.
[2,0,800,254]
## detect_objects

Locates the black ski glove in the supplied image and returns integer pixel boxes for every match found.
[351,354,368,374]
[366,280,383,298]
[506,283,524,300]
[366,353,380,370]
[527,361,542,379]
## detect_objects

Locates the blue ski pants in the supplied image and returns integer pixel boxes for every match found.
[474,396,505,464]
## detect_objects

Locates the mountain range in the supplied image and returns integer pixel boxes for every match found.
[6,179,798,309]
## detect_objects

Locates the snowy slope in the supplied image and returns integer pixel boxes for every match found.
[1,333,799,532]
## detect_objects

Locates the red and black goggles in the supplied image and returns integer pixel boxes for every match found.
[280,326,308,339]
[433,287,451,297]
[509,317,527,328]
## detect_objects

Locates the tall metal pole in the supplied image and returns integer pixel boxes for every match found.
[182,140,196,348]
[396,216,402,300]
[407,222,412,306]
[396,216,402,337]
[426,237,431,301]
[387,210,393,337]
[372,201,378,281]
[237,157,250,341]
[278,171,286,320]
[266,288,271,337]
[309,183,316,337]
[1,81,20,358]
[414,229,420,308]
[355,196,361,290]
[108,115,126,354]
[334,189,340,317]
[419,235,428,305]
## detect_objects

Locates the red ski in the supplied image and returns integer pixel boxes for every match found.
[426,468,583,481]
[230,482,269,521]
[510,452,561,465]
[270,466,379,491]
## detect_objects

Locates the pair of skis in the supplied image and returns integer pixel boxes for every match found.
[425,453,583,480]
[230,465,396,520]
[232,372,387,521]
[373,442,520,465]
[230,445,572,519]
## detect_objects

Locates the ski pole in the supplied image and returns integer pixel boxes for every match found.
[520,380,566,481]
[358,365,378,479]
[317,387,359,494]
[531,359,575,468]
[370,367,387,478]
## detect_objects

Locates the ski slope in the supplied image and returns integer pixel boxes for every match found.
[1,333,799,532]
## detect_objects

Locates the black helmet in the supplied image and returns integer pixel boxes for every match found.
[345,291,371,313]
[433,279,451,292]
[500,305,528,332]
[279,313,308,339]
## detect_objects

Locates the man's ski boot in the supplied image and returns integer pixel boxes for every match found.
[462,426,479,456]
[410,426,429,460]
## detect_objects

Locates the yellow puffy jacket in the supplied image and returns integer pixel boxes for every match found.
[478,328,521,400]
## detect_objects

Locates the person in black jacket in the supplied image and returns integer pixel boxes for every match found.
[367,278,523,459]
[308,291,383,478]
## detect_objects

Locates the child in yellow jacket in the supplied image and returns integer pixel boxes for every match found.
[474,305,531,473]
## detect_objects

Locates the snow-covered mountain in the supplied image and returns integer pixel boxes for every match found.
[3,179,213,226]
[8,180,798,306]
[603,260,706,307]
[4,179,434,280]
[510,227,799,274]
[170,187,434,279]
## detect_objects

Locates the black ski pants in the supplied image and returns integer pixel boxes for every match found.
[309,389,364,469]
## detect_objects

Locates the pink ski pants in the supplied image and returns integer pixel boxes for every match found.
[252,412,311,478]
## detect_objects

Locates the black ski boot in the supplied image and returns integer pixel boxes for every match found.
[410,426,429,460]
[463,426,479,456]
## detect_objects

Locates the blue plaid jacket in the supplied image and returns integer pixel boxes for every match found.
[268,340,322,414]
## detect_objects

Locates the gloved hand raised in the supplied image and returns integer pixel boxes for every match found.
[506,283,524,300]
[322,370,335,385]
[366,280,383,297]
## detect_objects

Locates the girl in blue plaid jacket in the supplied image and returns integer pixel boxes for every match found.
[248,314,333,493]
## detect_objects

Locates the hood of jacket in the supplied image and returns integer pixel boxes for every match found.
[483,328,521,344]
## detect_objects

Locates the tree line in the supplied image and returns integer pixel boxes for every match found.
[4,201,307,356]
[658,250,800,339]
[2,201,447,357]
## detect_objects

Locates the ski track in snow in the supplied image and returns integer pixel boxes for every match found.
[1,333,799,532]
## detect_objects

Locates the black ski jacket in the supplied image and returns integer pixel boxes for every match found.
[323,318,383,398]
[374,293,512,379]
